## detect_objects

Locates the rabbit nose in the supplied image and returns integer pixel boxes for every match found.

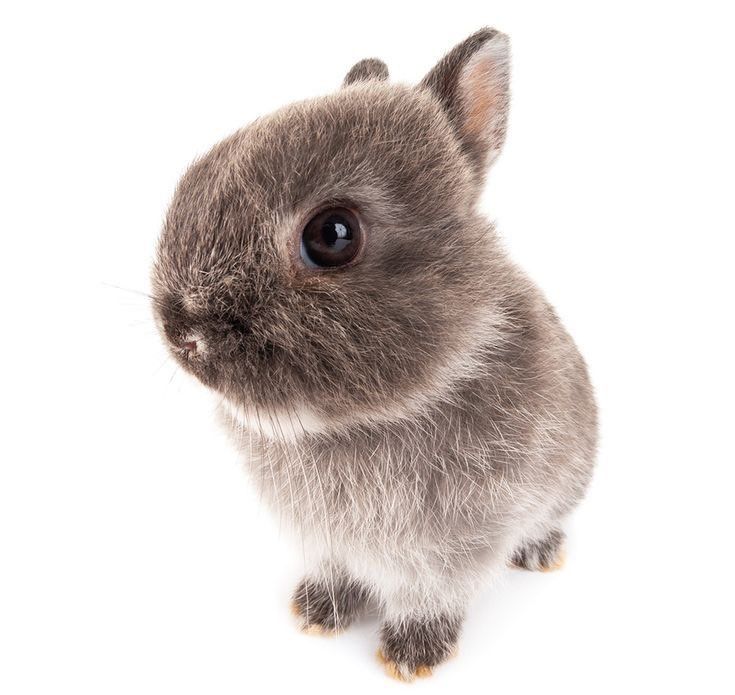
[179,333,205,358]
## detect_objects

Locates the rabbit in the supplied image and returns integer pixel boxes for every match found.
[151,27,597,681]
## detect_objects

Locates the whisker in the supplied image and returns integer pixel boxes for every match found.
[167,365,179,385]
[152,354,173,377]
[101,281,154,300]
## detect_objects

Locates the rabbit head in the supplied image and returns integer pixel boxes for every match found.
[152,28,511,436]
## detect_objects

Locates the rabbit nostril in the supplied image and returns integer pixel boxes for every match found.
[174,332,207,361]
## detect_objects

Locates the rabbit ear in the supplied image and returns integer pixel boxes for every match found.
[343,58,389,86]
[420,28,510,172]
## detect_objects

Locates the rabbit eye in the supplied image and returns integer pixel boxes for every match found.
[300,208,362,268]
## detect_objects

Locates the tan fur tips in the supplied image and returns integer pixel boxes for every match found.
[509,530,567,572]
[540,546,567,573]
[289,600,302,618]
[377,650,434,682]
[415,665,433,679]
[290,600,339,637]
[302,623,336,637]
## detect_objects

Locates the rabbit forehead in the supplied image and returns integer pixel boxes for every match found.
[221,81,466,210]
[159,81,472,286]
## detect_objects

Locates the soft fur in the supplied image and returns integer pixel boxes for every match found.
[152,28,597,680]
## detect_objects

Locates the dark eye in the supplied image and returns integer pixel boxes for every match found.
[300,207,362,268]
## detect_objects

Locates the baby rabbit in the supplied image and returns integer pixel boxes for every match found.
[152,28,597,681]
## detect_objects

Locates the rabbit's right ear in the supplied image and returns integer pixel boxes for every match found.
[343,58,389,86]
[420,28,510,173]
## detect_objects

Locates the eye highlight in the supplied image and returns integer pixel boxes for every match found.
[300,207,362,268]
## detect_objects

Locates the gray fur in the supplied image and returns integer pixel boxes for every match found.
[511,526,566,571]
[292,571,371,632]
[151,27,597,679]
[343,58,389,86]
[381,613,462,679]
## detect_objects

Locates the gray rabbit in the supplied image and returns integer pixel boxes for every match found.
[152,28,597,681]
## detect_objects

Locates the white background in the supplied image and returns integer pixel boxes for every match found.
[1,2,733,693]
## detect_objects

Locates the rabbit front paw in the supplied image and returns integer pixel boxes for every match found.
[291,573,370,635]
[377,614,461,681]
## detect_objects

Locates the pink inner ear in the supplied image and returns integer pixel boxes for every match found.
[457,39,510,164]
[462,61,498,139]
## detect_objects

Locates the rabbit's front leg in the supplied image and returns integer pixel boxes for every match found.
[378,610,463,681]
[375,573,469,681]
[291,560,371,635]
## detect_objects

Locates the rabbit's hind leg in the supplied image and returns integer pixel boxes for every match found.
[510,526,566,572]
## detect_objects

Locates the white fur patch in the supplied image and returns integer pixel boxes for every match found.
[181,291,201,313]
[222,398,325,441]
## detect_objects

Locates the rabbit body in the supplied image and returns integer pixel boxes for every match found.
[153,29,597,680]
[227,270,595,611]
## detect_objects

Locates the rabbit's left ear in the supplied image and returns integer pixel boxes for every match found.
[420,28,510,172]
[343,58,389,86]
